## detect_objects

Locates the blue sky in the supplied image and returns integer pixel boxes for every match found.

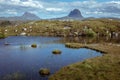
[0,0,120,19]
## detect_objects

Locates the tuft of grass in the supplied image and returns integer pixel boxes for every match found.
[31,44,37,48]
[52,49,62,54]
[39,68,50,75]
[0,33,5,39]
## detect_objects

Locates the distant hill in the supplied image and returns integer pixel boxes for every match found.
[82,17,120,21]
[21,12,40,20]
[0,12,40,21]
[52,9,84,20]
[68,9,83,18]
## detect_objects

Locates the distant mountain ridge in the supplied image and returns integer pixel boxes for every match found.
[21,12,40,20]
[0,9,119,21]
[53,9,84,20]
[0,12,40,21]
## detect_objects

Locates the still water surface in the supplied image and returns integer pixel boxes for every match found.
[0,36,102,80]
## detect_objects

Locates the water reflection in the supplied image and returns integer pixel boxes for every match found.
[2,72,26,80]
[61,36,120,43]
[0,36,103,80]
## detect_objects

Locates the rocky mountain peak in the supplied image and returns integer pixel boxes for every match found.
[68,9,83,18]
[22,12,40,20]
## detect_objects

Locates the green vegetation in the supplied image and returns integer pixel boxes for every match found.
[0,33,5,39]
[39,68,50,75]
[0,19,119,37]
[84,28,97,37]
[49,43,120,80]
[31,44,37,48]
[65,43,106,53]
[52,49,62,54]
[65,43,84,48]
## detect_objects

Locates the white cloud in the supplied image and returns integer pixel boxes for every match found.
[11,0,20,2]
[7,10,17,14]
[85,11,103,15]
[0,0,43,8]
[0,0,120,18]
[21,1,43,8]
[108,1,120,4]
[46,8,62,11]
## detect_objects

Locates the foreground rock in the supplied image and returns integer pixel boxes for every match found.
[39,68,50,75]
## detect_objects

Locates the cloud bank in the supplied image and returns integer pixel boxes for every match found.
[0,0,120,19]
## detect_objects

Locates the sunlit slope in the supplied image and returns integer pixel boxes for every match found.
[0,19,120,37]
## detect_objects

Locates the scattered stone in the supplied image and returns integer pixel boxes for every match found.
[20,32,26,36]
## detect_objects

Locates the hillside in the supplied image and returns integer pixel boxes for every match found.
[0,19,119,39]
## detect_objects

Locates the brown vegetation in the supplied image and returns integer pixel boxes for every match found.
[39,68,50,75]
[52,49,62,54]
[0,19,119,38]
[31,44,37,48]
[49,43,120,80]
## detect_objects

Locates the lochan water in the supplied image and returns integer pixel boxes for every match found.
[0,36,102,80]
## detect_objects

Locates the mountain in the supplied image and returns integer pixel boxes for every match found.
[68,9,83,18]
[21,12,40,20]
[0,12,40,21]
[52,9,84,20]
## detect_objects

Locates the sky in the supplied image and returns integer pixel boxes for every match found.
[0,0,120,19]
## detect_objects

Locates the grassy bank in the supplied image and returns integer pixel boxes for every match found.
[0,33,5,39]
[49,43,120,80]
[0,19,120,37]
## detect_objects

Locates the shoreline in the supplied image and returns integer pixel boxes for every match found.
[49,43,120,80]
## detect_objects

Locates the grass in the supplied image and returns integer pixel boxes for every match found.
[49,43,120,80]
[39,68,50,75]
[0,19,119,37]
[52,49,62,54]
[84,28,97,37]
[65,43,85,48]
[0,33,5,39]
[31,44,37,48]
